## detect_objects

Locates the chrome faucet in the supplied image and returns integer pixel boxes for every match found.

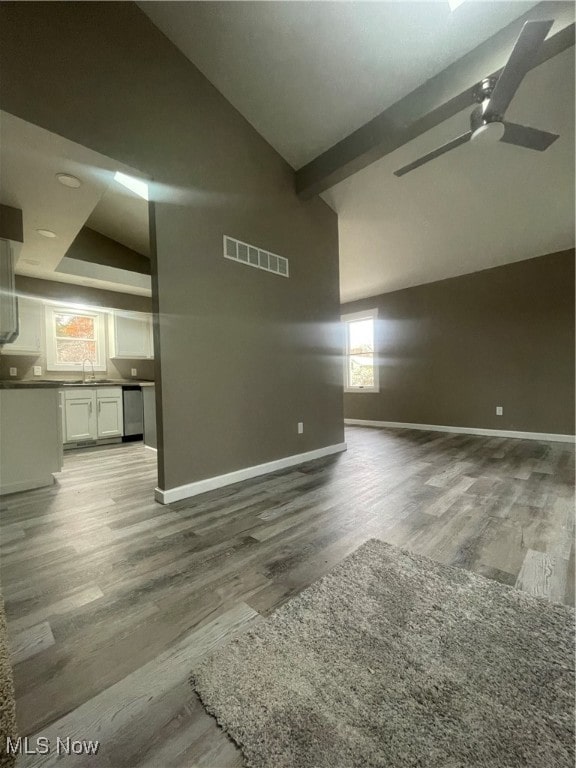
[82,359,96,383]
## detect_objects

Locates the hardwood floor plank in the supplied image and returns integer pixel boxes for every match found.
[422,476,476,517]
[1,429,572,764]
[515,549,569,603]
[17,603,258,768]
[6,584,104,633]
[9,620,55,665]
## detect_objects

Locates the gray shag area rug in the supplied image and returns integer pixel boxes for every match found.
[191,539,575,768]
[0,592,17,768]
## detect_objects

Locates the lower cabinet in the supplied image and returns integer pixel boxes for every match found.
[97,390,124,438]
[0,389,63,495]
[64,391,97,441]
[63,387,123,443]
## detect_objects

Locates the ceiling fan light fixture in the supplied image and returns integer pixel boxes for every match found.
[471,121,505,144]
[394,21,556,176]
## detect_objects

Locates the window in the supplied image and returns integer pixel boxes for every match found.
[341,309,379,392]
[45,304,107,372]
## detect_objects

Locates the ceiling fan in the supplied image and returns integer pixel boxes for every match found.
[394,19,559,177]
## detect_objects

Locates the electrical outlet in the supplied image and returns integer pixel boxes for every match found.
[496,406,503,416]
[131,368,138,377]
[33,365,42,376]
[9,367,17,377]
[297,422,304,434]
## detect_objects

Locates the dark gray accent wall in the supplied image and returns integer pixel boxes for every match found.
[0,3,344,490]
[15,276,152,313]
[342,251,575,435]
[66,228,150,275]
[0,204,23,243]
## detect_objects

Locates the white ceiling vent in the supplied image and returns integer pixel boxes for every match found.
[224,235,289,278]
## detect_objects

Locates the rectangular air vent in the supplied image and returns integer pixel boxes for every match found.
[224,236,289,278]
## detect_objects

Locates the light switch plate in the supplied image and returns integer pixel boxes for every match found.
[33,365,42,376]
[297,422,304,434]
[496,406,503,416]
[131,368,137,377]
[9,367,17,377]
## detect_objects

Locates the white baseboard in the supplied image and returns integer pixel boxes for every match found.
[144,444,157,454]
[344,419,574,444]
[155,442,348,505]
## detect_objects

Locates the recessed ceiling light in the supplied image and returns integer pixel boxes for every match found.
[114,171,149,200]
[56,173,82,188]
[36,228,57,238]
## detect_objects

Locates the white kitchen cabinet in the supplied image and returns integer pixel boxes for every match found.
[1,296,43,355]
[0,389,63,494]
[96,387,123,438]
[62,386,123,443]
[0,239,18,344]
[109,310,153,359]
[64,389,97,441]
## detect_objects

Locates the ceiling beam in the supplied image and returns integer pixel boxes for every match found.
[295,1,575,199]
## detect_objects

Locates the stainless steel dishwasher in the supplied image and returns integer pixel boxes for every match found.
[122,386,144,440]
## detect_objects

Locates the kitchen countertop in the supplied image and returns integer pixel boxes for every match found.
[0,379,155,389]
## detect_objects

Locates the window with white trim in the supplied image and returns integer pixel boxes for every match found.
[341,309,379,393]
[45,304,107,372]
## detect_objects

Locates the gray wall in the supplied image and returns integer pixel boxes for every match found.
[15,276,152,314]
[0,277,155,382]
[342,250,575,435]
[0,2,344,490]
[0,204,23,242]
[67,228,150,275]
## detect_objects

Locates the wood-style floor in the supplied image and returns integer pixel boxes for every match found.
[1,426,574,767]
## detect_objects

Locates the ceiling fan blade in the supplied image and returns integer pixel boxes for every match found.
[484,19,553,120]
[500,122,560,151]
[394,132,472,177]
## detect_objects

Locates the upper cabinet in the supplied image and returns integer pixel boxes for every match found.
[0,207,24,345]
[109,310,154,360]
[0,239,18,345]
[1,296,43,356]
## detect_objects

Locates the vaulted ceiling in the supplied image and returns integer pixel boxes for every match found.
[2,4,573,303]
[325,46,575,300]
[141,1,575,301]
[140,1,540,169]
